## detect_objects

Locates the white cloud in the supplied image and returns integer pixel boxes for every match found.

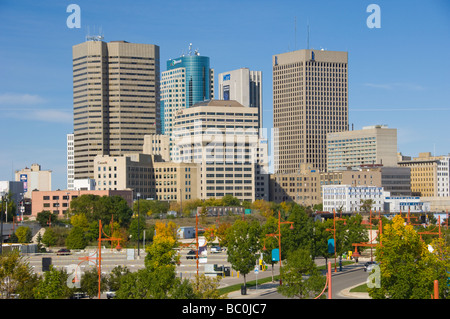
[0,93,46,105]
[363,82,426,91]
[5,109,72,123]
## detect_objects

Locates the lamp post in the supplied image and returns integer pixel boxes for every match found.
[137,192,141,257]
[0,193,5,255]
[264,210,294,285]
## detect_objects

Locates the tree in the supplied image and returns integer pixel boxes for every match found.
[252,199,274,218]
[193,274,226,299]
[33,266,73,299]
[359,199,374,213]
[36,210,57,227]
[15,226,32,243]
[41,228,57,247]
[282,204,314,258]
[144,221,179,271]
[133,199,169,218]
[80,267,107,298]
[220,194,240,206]
[115,266,196,299]
[369,215,450,299]
[107,265,130,292]
[216,222,231,248]
[277,248,327,299]
[0,251,40,299]
[70,194,133,227]
[70,213,89,230]
[65,226,88,250]
[226,219,261,288]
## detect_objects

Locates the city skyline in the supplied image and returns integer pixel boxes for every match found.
[1,0,449,190]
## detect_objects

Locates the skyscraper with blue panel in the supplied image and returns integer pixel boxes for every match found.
[160,48,214,156]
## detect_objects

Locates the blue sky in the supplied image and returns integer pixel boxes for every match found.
[0,0,449,190]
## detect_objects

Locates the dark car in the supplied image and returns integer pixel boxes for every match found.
[363,261,378,272]
[186,250,198,259]
[57,248,71,256]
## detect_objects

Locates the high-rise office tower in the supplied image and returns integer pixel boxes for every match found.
[173,100,261,203]
[218,68,263,129]
[72,39,160,180]
[273,49,348,173]
[161,45,214,159]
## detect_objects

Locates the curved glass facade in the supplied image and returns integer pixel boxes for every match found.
[167,55,211,107]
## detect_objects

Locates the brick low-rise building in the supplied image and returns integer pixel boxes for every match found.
[31,189,133,218]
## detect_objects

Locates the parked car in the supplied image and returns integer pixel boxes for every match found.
[186,250,198,259]
[106,291,116,299]
[364,261,378,272]
[211,246,222,253]
[57,248,71,256]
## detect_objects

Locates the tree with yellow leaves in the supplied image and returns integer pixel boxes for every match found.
[369,215,450,299]
[144,221,180,271]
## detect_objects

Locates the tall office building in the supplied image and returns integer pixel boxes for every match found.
[72,39,160,180]
[172,100,261,203]
[273,49,348,174]
[218,68,263,128]
[161,46,214,159]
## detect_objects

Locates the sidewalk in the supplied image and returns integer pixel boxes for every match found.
[227,282,280,299]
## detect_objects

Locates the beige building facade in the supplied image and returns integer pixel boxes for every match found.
[273,49,348,174]
[399,152,450,197]
[73,40,160,180]
[270,164,321,206]
[15,164,52,199]
[93,153,200,202]
[172,100,261,203]
[327,125,398,172]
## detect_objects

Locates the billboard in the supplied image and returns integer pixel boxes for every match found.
[20,174,28,192]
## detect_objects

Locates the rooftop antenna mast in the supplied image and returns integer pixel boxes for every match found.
[307,20,310,50]
[294,16,297,51]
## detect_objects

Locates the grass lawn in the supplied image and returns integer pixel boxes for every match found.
[349,283,368,293]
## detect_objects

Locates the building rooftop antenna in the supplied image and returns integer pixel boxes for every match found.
[86,25,104,42]
[307,19,310,50]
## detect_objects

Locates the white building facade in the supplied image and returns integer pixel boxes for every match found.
[322,184,385,213]
[384,196,431,213]
[67,133,74,190]
[218,68,263,129]
[437,155,450,197]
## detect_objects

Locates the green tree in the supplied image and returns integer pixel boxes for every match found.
[133,199,169,218]
[33,266,72,299]
[80,267,107,298]
[277,248,326,299]
[220,194,240,206]
[65,226,88,249]
[0,251,40,299]
[70,194,133,227]
[369,215,450,299]
[107,265,130,292]
[226,219,261,288]
[36,210,57,227]
[283,204,315,258]
[115,266,197,299]
[41,228,57,247]
[15,226,32,243]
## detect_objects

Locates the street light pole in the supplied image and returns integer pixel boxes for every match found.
[137,192,141,257]
[0,194,4,255]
